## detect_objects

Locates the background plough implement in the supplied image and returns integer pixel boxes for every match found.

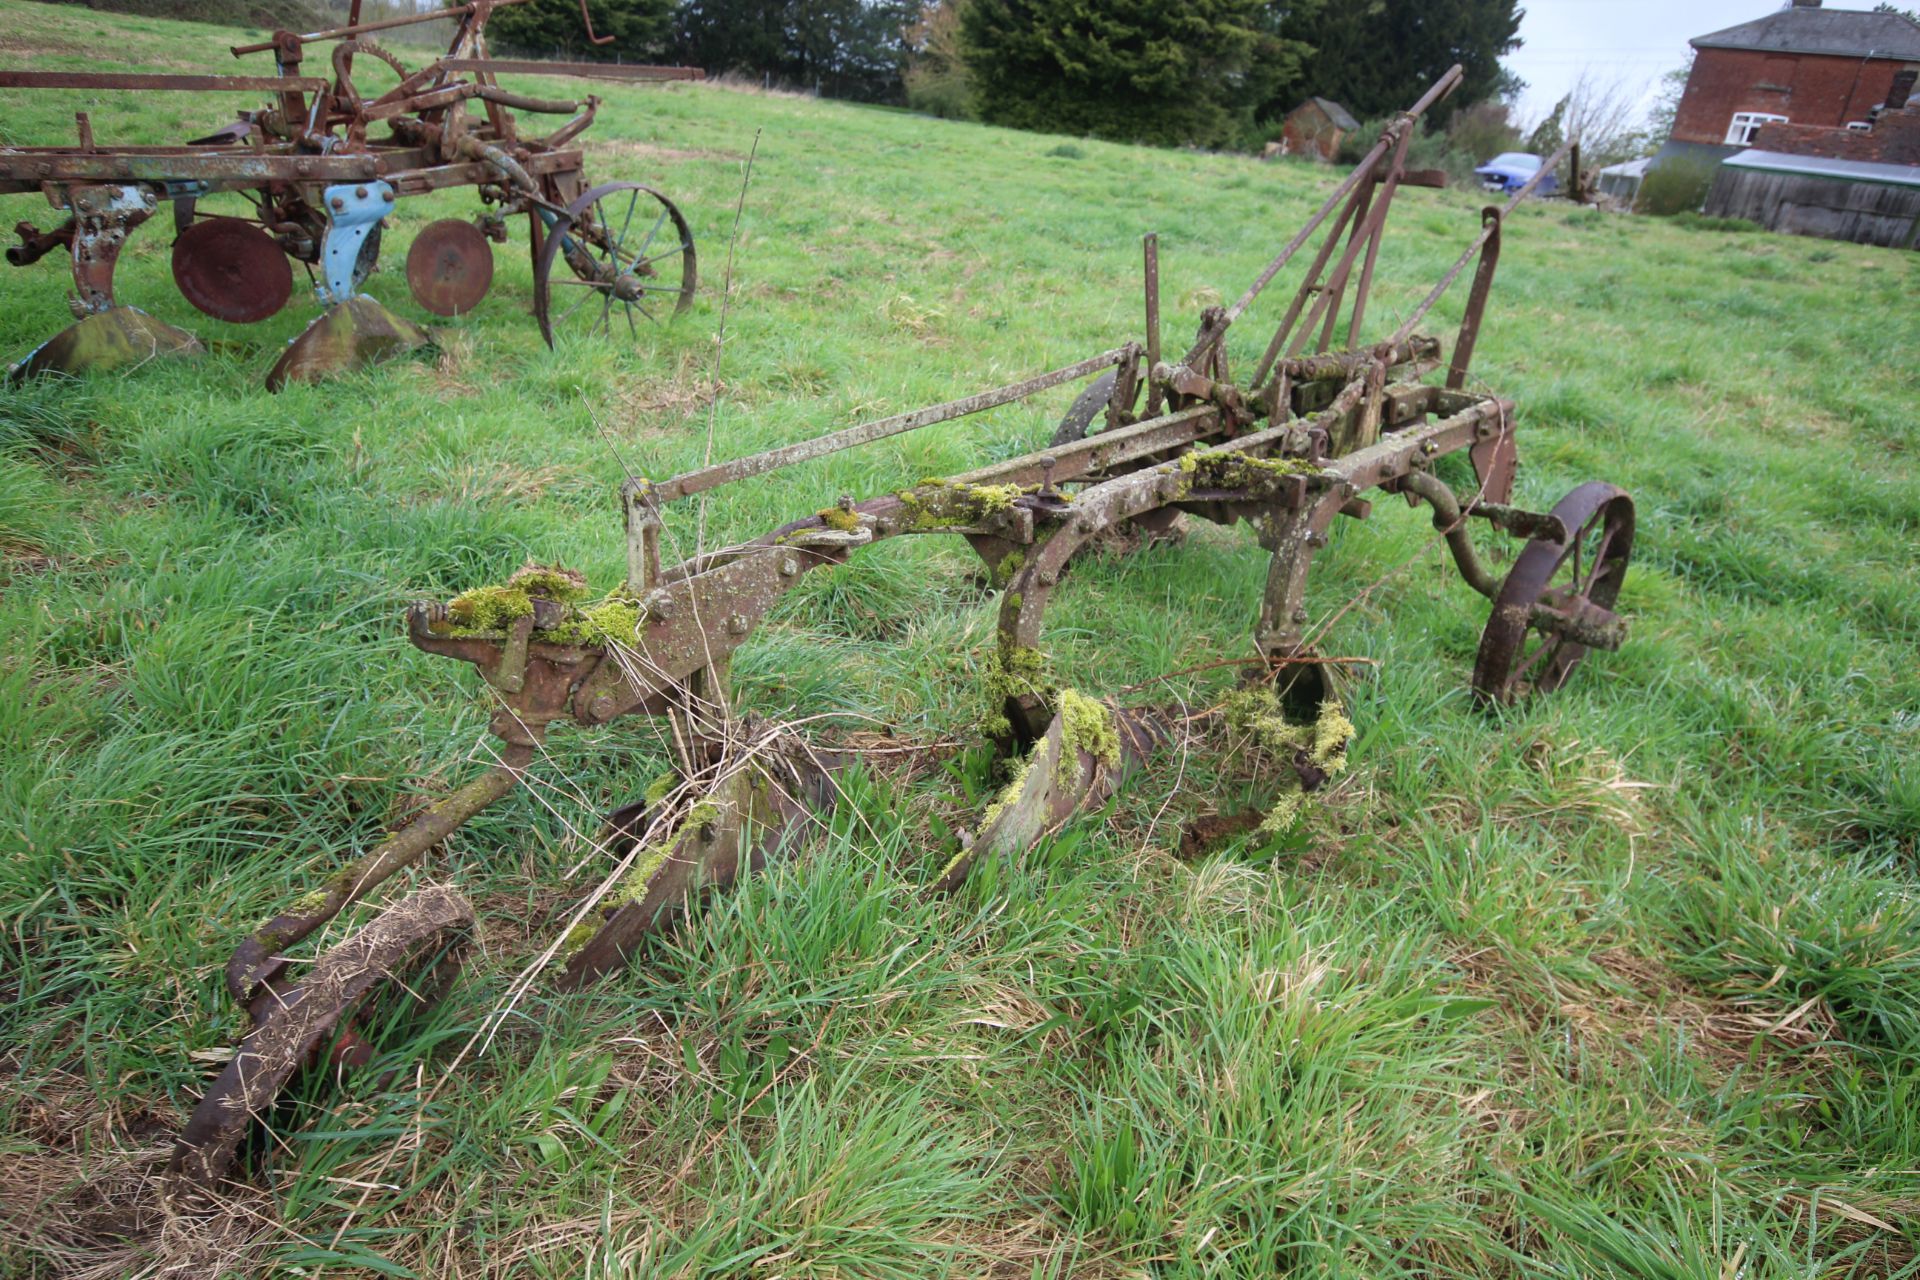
[165,68,1634,1205]
[3,0,700,388]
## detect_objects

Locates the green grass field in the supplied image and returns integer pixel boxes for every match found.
[4,2,1919,1275]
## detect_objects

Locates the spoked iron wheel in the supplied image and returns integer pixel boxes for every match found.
[1472,482,1634,706]
[534,182,696,348]
[1045,368,1184,556]
[1048,368,1120,447]
[164,886,474,1208]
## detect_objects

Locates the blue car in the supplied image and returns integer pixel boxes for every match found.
[1475,152,1559,195]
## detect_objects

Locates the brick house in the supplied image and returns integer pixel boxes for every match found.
[1661,0,1920,166]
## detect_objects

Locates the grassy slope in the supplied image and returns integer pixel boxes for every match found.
[3,2,1918,1275]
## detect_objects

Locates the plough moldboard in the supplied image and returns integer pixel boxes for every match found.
[2,0,700,390]
[164,68,1635,1207]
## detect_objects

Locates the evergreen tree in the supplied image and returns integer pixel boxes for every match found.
[959,0,1270,148]
[672,0,918,102]
[485,0,675,61]
[1269,0,1523,127]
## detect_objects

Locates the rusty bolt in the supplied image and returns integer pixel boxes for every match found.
[1421,440,1438,455]
[330,196,346,211]
[1291,608,1310,624]
[1475,421,1495,440]
[383,188,395,201]
[589,694,614,719]
[726,614,749,635]
[295,159,314,176]
[355,186,368,199]
[779,557,799,577]
[1307,531,1329,548]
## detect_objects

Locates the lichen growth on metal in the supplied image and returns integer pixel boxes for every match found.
[613,845,671,907]
[1055,688,1119,788]
[978,749,1033,837]
[287,888,328,916]
[994,549,1026,585]
[643,772,678,807]
[816,505,863,532]
[554,917,599,965]
[507,563,590,602]
[498,592,644,646]
[1223,684,1354,834]
[897,478,1035,531]
[979,643,1049,738]
[934,844,974,884]
[1173,448,1314,499]
[444,582,535,632]
[440,562,593,636]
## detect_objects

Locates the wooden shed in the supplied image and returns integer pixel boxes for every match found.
[1279,98,1361,161]
[1705,149,1920,247]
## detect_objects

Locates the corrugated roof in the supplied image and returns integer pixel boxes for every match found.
[1724,147,1920,187]
[1692,6,1920,60]
[1311,97,1360,131]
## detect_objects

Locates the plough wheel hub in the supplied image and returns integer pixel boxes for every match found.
[10,306,202,381]
[265,296,431,392]
[173,217,293,324]
[405,218,494,317]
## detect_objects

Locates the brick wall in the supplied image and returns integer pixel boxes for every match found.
[1672,46,1911,144]
[1752,107,1920,165]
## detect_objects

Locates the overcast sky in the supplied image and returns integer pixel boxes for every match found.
[1503,0,1899,126]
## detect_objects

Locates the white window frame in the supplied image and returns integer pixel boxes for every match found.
[1726,112,1788,146]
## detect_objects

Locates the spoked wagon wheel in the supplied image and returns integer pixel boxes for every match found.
[1048,368,1120,447]
[1472,482,1634,706]
[164,886,474,1209]
[1044,367,1184,554]
[534,182,696,347]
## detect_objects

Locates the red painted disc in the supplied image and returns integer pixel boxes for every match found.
[405,219,494,317]
[171,217,293,324]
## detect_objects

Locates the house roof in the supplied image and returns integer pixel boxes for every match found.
[1308,97,1360,131]
[1725,147,1920,187]
[1692,6,1920,61]
[1598,158,1653,178]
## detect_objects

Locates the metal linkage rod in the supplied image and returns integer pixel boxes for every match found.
[230,2,498,53]
[650,347,1134,503]
[1390,138,1575,347]
[1193,62,1463,364]
[0,71,331,93]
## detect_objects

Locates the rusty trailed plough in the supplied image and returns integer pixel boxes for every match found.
[165,69,1634,1204]
[3,0,698,389]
